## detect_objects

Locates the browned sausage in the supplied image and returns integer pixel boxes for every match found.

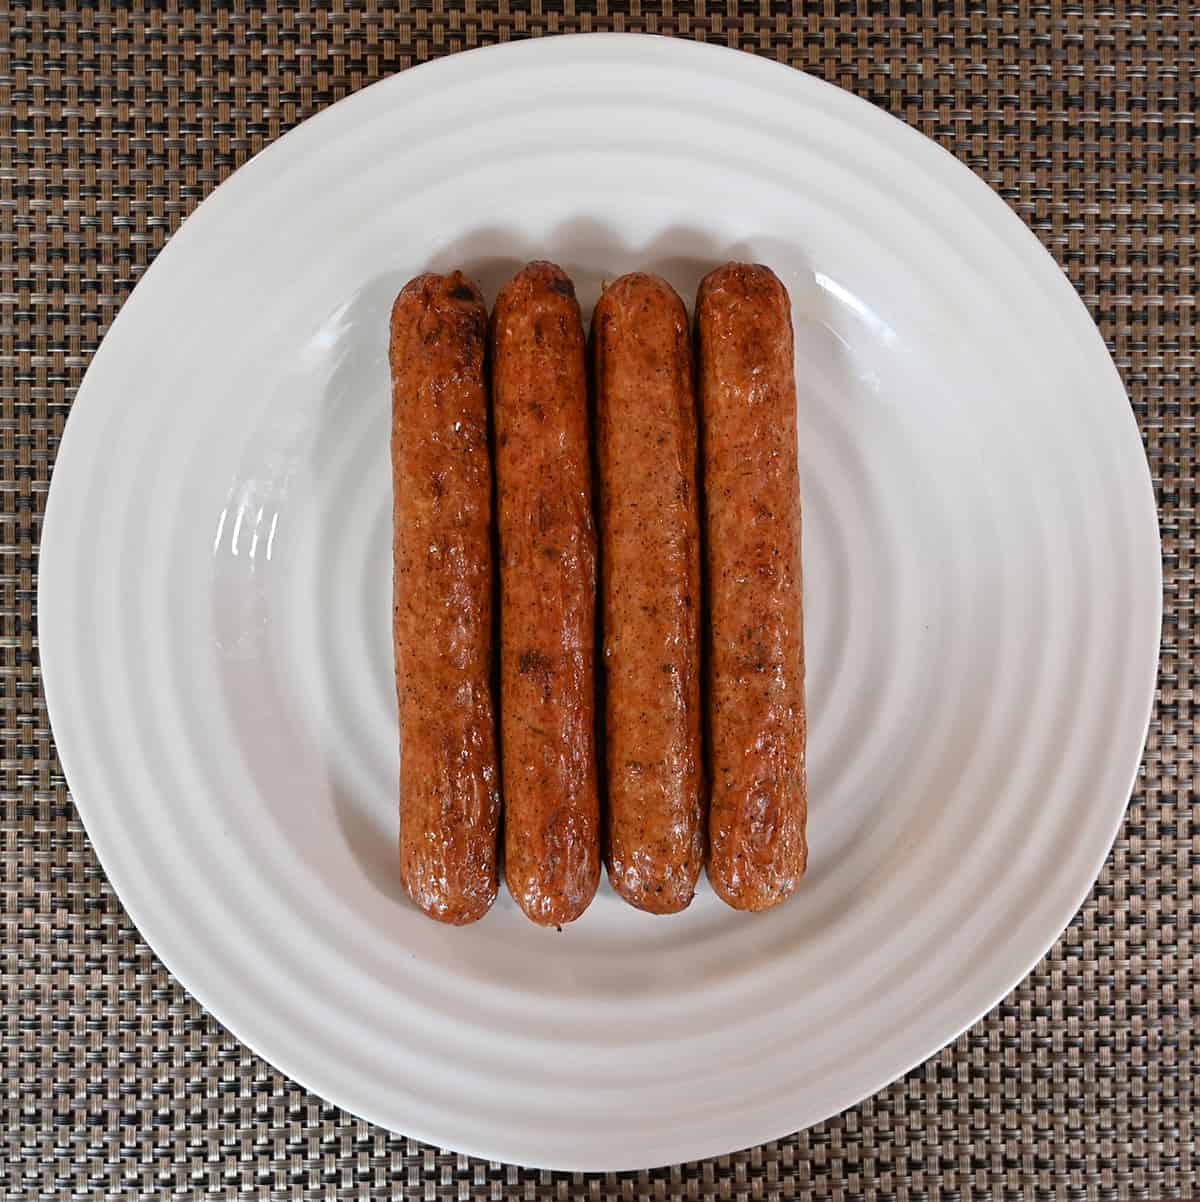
[492,262,601,926]
[391,271,500,924]
[591,273,705,913]
[696,262,807,911]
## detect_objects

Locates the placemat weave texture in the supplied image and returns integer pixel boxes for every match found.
[1,3,1193,1199]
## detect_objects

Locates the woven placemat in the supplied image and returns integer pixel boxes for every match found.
[1,3,1193,1199]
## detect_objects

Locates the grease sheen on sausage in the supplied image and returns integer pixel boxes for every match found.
[696,262,807,911]
[592,273,705,913]
[391,271,500,924]
[492,261,601,926]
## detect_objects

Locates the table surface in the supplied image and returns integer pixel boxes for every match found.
[2,4,1193,1200]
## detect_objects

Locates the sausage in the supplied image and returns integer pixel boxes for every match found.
[391,271,500,924]
[695,262,807,911]
[492,262,601,926]
[591,274,705,913]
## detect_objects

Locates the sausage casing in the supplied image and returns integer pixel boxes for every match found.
[391,271,500,924]
[492,261,601,926]
[591,273,705,913]
[696,262,807,911]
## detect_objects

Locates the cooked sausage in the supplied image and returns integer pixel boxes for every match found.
[492,261,601,926]
[391,271,500,924]
[591,273,705,913]
[696,262,807,911]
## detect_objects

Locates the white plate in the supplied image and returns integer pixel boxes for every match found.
[39,34,1160,1171]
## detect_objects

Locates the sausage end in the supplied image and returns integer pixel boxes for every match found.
[609,860,700,915]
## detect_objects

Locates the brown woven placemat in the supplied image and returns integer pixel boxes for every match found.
[1,3,1192,1199]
